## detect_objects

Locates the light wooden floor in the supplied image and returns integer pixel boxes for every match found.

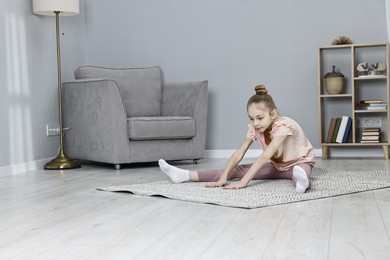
[1,158,390,260]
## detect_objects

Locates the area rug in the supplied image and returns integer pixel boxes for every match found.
[97,168,390,209]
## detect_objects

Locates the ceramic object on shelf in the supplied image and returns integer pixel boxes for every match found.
[371,62,386,76]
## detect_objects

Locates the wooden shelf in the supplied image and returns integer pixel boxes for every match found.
[354,75,387,80]
[354,110,387,113]
[320,94,352,98]
[321,142,389,146]
[318,42,390,159]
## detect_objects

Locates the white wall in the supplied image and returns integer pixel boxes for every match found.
[83,0,388,151]
[0,0,86,173]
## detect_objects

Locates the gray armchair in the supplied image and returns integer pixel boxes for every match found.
[62,66,208,169]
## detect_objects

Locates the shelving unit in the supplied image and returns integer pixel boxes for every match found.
[318,42,390,159]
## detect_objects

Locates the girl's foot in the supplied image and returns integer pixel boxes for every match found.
[293,166,310,193]
[158,159,189,183]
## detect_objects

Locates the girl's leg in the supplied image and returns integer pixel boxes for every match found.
[195,162,303,182]
[159,158,313,193]
[159,159,255,183]
[196,162,293,181]
[227,162,313,193]
[197,163,253,182]
[248,162,312,193]
[291,163,313,193]
[158,159,190,183]
[253,163,312,179]
[258,163,312,193]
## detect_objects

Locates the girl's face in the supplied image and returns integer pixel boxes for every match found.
[247,103,277,132]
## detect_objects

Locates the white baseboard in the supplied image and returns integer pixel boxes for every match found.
[0,158,51,178]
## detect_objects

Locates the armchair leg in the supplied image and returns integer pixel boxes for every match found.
[114,164,121,170]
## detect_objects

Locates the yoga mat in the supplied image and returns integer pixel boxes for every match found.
[98,168,390,209]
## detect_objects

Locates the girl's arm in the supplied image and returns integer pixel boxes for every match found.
[224,134,288,189]
[206,137,253,188]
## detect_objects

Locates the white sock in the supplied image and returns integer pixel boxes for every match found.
[158,159,189,183]
[293,166,310,193]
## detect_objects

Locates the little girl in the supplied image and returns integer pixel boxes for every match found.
[159,85,315,193]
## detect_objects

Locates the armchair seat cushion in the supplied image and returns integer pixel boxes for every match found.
[128,116,196,140]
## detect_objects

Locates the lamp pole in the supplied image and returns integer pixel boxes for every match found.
[44,11,80,170]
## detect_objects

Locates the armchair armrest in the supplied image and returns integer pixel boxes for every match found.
[162,80,208,158]
[162,81,208,117]
[62,79,130,164]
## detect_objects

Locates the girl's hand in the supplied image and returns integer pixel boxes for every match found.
[223,181,247,190]
[205,179,227,188]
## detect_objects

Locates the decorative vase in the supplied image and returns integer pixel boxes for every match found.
[324,65,344,94]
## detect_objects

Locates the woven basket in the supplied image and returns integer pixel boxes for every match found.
[325,77,343,94]
[324,65,344,95]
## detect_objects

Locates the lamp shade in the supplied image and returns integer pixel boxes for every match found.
[33,0,80,16]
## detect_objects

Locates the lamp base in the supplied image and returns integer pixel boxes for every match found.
[44,153,81,170]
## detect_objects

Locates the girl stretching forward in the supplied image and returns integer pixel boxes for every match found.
[159,85,315,193]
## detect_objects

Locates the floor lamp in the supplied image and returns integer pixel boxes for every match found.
[33,0,81,170]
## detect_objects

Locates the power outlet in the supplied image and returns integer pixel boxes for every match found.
[46,124,60,136]
[356,117,382,128]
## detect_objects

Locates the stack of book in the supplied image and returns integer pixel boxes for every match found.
[356,100,387,110]
[361,128,381,143]
[325,116,352,143]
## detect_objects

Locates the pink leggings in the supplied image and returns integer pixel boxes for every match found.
[197,162,313,183]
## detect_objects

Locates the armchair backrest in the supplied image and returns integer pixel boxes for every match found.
[74,66,163,117]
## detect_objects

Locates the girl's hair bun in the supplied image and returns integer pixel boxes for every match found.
[255,85,268,95]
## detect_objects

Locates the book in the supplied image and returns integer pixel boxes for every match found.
[325,118,337,143]
[359,100,383,104]
[336,116,350,143]
[356,101,387,110]
[362,128,380,132]
[362,131,380,136]
[361,135,380,141]
[331,117,342,143]
[360,140,379,143]
[361,127,381,142]
[356,106,387,110]
[357,103,387,107]
[342,117,352,143]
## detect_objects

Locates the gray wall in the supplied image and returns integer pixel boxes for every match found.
[83,0,388,150]
[0,0,86,168]
[0,0,388,169]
